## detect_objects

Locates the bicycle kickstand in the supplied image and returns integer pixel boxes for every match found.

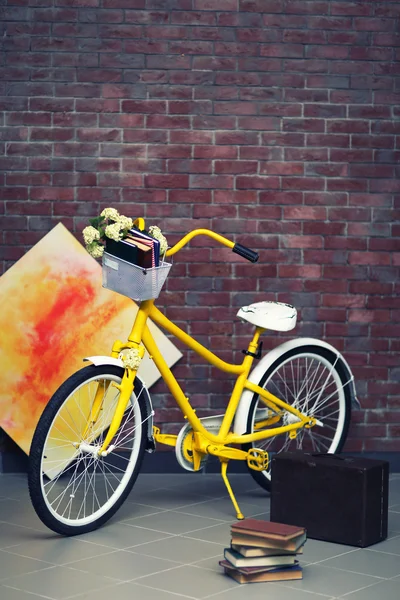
[220,459,244,520]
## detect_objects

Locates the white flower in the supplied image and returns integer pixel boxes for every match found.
[149,225,168,254]
[86,243,104,258]
[105,222,122,241]
[100,207,120,221]
[82,226,100,245]
[120,348,141,370]
[118,215,133,231]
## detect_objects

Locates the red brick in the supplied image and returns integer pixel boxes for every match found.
[285,89,329,103]
[144,174,188,189]
[349,252,391,266]
[216,131,259,145]
[169,190,212,204]
[327,120,369,134]
[149,145,192,159]
[193,115,235,129]
[214,190,257,204]
[167,159,212,174]
[236,176,280,190]
[284,235,323,250]
[306,163,348,177]
[170,131,213,145]
[214,160,257,174]
[279,265,322,278]
[241,147,283,160]
[261,162,304,176]
[304,104,346,118]
[309,134,350,148]
[146,115,190,129]
[195,146,238,159]
[190,174,234,189]
[282,177,325,191]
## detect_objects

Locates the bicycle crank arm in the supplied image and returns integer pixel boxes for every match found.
[205,443,269,471]
[206,445,249,462]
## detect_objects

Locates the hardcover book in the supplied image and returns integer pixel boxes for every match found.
[219,560,303,584]
[231,519,305,541]
[231,531,307,552]
[224,548,297,569]
[231,543,304,558]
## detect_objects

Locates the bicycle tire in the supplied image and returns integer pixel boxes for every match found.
[242,345,352,492]
[29,365,148,536]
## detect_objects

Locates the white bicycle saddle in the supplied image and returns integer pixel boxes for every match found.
[237,301,297,332]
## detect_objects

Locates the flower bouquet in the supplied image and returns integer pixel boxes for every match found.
[83,208,167,266]
[83,208,171,301]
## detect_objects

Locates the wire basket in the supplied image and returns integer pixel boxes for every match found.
[102,252,172,301]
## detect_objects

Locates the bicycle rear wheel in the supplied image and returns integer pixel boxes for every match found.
[29,365,148,535]
[243,345,352,492]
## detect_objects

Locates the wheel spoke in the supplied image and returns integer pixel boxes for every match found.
[32,368,146,533]
[249,350,349,488]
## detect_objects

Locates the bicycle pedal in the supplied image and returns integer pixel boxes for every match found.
[247,448,269,472]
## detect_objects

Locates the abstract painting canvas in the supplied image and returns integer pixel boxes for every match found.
[0,224,182,454]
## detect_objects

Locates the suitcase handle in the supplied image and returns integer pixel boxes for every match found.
[311,453,345,460]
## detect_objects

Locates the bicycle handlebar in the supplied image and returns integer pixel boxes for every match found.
[165,228,259,263]
[232,243,259,263]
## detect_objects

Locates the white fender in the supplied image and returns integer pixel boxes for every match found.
[233,338,359,436]
[84,355,124,368]
[83,356,154,450]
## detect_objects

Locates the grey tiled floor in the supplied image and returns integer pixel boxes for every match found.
[0,472,400,599]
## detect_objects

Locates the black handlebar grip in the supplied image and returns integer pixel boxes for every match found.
[232,243,259,263]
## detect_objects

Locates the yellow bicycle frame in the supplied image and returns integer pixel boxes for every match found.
[98,228,314,455]
[94,227,316,518]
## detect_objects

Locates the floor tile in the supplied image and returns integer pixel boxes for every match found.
[109,501,167,523]
[302,539,360,564]
[276,564,382,597]
[388,510,400,532]
[367,534,400,555]
[341,577,400,600]
[73,580,194,600]
[124,488,212,510]
[317,547,400,578]
[0,550,53,582]
[123,509,225,534]
[190,556,222,572]
[182,521,232,545]
[208,581,333,600]
[2,537,116,566]
[0,523,52,550]
[77,522,173,549]
[179,497,269,521]
[67,549,180,582]
[136,564,237,599]
[1,471,400,599]
[3,566,116,599]
[127,535,224,564]
[0,499,49,533]
[0,585,49,600]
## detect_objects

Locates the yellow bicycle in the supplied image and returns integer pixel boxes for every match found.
[28,223,357,536]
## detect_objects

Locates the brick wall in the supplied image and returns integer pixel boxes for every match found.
[1,0,399,454]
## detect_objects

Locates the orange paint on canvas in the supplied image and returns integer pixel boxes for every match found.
[0,224,181,454]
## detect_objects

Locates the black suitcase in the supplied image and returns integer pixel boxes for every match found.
[270,452,389,547]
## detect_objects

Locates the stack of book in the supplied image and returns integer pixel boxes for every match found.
[106,228,162,269]
[219,518,306,584]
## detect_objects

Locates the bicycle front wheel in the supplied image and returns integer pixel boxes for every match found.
[243,345,352,492]
[29,365,148,536]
